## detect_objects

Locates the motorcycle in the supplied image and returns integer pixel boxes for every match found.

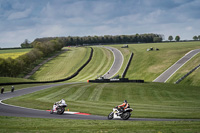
[50,103,67,115]
[108,106,133,120]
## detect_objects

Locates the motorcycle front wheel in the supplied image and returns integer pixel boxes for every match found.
[108,112,114,120]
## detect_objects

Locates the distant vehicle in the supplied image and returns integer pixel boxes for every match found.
[121,45,128,48]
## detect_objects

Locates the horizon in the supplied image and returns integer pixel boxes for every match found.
[0,0,200,48]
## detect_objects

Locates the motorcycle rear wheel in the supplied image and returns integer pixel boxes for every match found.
[121,112,131,120]
[108,112,114,120]
[57,107,65,115]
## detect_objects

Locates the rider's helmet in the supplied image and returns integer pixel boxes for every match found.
[124,100,127,103]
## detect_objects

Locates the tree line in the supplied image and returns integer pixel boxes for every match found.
[0,38,64,77]
[193,35,200,40]
[33,34,163,46]
[168,35,200,41]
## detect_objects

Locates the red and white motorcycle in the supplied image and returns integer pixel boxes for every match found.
[108,106,133,120]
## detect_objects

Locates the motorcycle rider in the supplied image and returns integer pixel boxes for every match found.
[117,100,130,114]
[52,99,66,111]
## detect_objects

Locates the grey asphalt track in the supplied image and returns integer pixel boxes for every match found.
[153,49,200,82]
[102,46,123,79]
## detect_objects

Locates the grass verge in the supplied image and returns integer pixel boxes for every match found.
[0,116,199,133]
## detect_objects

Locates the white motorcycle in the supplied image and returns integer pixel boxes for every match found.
[50,103,67,115]
[108,106,133,120]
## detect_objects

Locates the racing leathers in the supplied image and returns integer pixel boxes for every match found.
[117,102,129,114]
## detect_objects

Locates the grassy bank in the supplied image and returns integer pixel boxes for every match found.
[0,116,199,133]
[30,47,91,81]
[69,46,114,81]
[119,41,200,83]
[5,82,200,119]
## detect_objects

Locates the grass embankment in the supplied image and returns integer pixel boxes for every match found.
[30,47,90,81]
[69,46,114,81]
[0,49,31,59]
[167,53,200,86]
[0,116,199,133]
[118,42,200,84]
[5,82,200,119]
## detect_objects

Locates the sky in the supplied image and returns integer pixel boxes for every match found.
[0,0,200,48]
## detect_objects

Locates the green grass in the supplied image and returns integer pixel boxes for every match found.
[30,47,91,81]
[5,82,200,119]
[113,42,200,83]
[69,46,114,82]
[167,53,200,86]
[0,77,34,83]
[0,49,31,59]
[0,116,199,133]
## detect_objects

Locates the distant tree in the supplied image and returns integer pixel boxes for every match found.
[193,36,198,40]
[168,36,173,41]
[153,37,162,42]
[175,36,180,42]
[198,35,200,40]
[21,39,32,48]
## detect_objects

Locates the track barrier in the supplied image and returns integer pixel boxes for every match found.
[122,52,133,78]
[174,64,200,84]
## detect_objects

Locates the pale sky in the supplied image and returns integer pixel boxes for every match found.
[0,0,200,48]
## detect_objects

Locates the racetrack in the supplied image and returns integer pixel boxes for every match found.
[153,49,200,82]
[0,47,200,121]
[102,46,123,79]
[1,83,199,121]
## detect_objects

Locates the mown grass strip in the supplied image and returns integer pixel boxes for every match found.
[0,116,200,133]
[70,46,114,81]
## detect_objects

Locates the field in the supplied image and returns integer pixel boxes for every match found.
[0,49,31,59]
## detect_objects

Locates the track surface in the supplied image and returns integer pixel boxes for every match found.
[102,46,123,79]
[0,47,199,121]
[154,49,200,82]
